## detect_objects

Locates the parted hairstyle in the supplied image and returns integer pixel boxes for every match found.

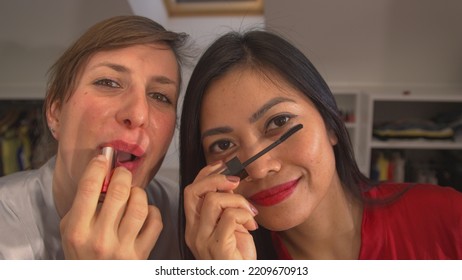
[44,15,189,144]
[179,30,370,259]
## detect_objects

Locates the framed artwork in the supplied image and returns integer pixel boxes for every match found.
[163,0,263,16]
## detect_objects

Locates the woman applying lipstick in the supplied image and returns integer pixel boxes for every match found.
[179,30,462,260]
[0,16,189,259]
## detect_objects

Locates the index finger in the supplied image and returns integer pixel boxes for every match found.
[67,155,109,226]
[183,173,240,228]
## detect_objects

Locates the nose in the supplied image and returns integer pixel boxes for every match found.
[240,143,282,180]
[116,89,149,129]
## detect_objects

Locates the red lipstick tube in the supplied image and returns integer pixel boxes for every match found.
[101,146,117,194]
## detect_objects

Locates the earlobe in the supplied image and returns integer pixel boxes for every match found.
[46,101,61,140]
[328,129,338,146]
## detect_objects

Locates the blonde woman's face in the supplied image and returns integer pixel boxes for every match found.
[50,43,179,194]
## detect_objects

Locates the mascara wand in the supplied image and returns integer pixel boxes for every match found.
[221,123,303,179]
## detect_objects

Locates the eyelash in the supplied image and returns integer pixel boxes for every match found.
[265,113,296,133]
[148,92,172,105]
[207,114,297,155]
[209,139,235,154]
[94,78,121,88]
[94,79,173,105]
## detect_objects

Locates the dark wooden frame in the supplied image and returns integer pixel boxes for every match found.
[163,0,263,16]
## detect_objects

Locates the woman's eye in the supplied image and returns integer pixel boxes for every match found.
[149,92,172,104]
[266,114,293,131]
[94,79,121,88]
[209,140,235,154]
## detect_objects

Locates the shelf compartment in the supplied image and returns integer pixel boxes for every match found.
[371,140,462,150]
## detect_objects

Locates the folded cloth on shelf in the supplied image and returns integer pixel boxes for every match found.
[373,119,454,140]
[434,110,462,141]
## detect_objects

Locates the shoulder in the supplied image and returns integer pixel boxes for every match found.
[0,169,40,200]
[363,182,462,232]
[365,182,461,204]
[361,182,462,259]
[365,181,462,233]
[146,176,181,259]
[0,158,54,199]
[146,176,179,206]
[0,169,42,259]
[0,159,57,259]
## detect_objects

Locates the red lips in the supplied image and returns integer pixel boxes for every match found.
[101,140,145,172]
[249,179,299,206]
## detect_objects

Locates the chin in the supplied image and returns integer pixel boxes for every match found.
[257,216,299,231]
[262,223,296,232]
[137,171,154,188]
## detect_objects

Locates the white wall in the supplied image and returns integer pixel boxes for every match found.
[0,0,134,99]
[264,0,462,90]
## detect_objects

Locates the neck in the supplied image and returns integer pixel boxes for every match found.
[280,182,363,260]
[52,156,76,218]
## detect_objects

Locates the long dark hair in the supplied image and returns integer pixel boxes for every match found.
[179,30,369,259]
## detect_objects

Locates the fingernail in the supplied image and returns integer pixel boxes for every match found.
[248,203,259,216]
[226,175,240,183]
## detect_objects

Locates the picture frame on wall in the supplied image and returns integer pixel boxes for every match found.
[163,0,263,16]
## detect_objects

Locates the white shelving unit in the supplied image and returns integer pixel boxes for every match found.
[370,140,462,150]
[333,89,462,185]
[363,89,462,184]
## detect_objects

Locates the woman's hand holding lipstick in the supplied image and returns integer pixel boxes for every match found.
[183,162,259,260]
[60,154,162,259]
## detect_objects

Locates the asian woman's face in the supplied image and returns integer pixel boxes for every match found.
[49,43,179,194]
[200,67,339,230]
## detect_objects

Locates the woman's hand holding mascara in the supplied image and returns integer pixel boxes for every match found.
[60,155,162,259]
[183,162,259,260]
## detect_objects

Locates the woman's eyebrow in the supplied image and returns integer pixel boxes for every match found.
[201,126,233,141]
[151,75,177,86]
[249,97,295,123]
[202,97,296,140]
[91,62,130,73]
[90,62,178,89]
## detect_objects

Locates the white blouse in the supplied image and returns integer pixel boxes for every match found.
[0,157,181,259]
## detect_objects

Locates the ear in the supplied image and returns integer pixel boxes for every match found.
[46,101,61,140]
[328,129,338,146]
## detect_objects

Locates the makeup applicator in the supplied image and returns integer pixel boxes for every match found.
[221,123,303,179]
